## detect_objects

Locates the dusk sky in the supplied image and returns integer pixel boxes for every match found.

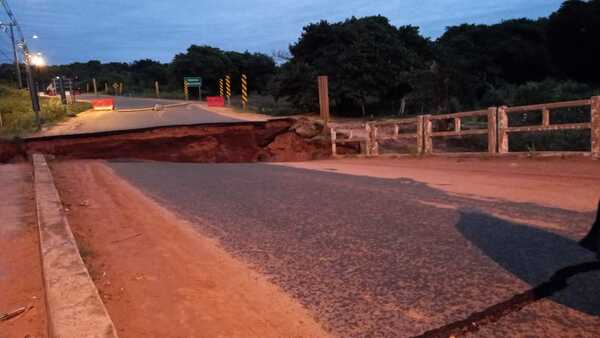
[2,0,564,65]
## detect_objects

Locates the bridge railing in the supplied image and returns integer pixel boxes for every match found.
[422,108,496,155]
[498,98,599,156]
[328,96,600,158]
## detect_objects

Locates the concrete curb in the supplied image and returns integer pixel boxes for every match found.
[33,154,119,338]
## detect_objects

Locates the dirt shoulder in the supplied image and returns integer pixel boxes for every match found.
[276,156,600,212]
[0,164,47,338]
[50,160,331,338]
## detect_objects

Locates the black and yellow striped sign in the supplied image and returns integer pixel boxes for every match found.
[219,78,224,97]
[225,75,231,99]
[241,74,248,110]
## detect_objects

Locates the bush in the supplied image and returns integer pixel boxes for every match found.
[0,84,91,138]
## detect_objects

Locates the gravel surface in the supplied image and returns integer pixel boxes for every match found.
[108,162,600,337]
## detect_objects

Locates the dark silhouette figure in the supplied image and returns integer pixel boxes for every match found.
[580,200,600,258]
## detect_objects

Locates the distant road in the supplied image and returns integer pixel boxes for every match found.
[34,95,241,137]
[79,95,188,110]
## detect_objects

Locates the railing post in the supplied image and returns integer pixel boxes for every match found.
[417,115,424,155]
[487,107,497,154]
[423,115,433,154]
[498,106,509,154]
[330,128,337,156]
[454,117,461,132]
[542,108,550,127]
[364,124,371,156]
[592,96,600,158]
[370,125,379,156]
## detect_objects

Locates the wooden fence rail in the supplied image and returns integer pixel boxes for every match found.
[329,96,600,158]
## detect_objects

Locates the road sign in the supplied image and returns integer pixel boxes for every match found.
[184,77,202,87]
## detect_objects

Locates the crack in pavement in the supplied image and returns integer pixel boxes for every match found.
[412,261,600,338]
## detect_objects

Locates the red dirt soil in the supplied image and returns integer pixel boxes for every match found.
[50,160,331,338]
[280,156,600,212]
[0,164,47,338]
[19,119,332,163]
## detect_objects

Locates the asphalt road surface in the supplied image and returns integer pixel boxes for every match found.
[36,95,240,136]
[107,161,600,337]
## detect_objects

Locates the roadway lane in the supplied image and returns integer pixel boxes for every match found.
[107,161,600,338]
[79,94,188,110]
[36,95,241,136]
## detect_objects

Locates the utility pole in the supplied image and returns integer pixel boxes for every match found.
[23,56,41,126]
[7,23,22,88]
[2,0,40,128]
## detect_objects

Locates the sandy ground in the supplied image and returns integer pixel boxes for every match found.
[0,164,47,338]
[276,156,600,212]
[50,160,331,338]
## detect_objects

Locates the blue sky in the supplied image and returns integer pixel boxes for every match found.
[2,0,564,65]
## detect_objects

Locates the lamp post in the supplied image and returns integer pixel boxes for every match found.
[23,49,43,129]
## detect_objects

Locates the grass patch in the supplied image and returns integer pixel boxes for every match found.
[0,84,91,138]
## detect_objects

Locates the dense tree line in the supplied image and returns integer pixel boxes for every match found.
[272,0,600,116]
[1,0,599,116]
[0,48,276,97]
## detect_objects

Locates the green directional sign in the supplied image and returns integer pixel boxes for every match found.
[184,76,202,87]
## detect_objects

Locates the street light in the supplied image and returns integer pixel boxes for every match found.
[30,53,46,67]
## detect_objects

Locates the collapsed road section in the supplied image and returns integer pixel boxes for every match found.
[0,118,346,163]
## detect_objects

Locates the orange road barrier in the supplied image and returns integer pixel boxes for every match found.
[91,99,114,111]
[207,96,225,107]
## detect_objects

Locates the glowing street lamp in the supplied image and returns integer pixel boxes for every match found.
[30,53,46,67]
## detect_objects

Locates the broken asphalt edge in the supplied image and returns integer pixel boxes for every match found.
[32,153,119,338]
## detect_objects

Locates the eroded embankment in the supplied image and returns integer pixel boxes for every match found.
[1,118,344,163]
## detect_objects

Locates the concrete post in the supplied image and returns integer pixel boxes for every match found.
[423,115,433,154]
[92,78,97,96]
[364,124,371,156]
[417,115,424,155]
[370,125,379,156]
[542,108,550,127]
[498,106,509,154]
[487,107,497,154]
[155,81,160,98]
[330,128,337,156]
[591,96,600,158]
[454,117,461,132]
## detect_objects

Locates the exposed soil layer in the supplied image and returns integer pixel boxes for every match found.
[0,140,23,162]
[50,160,331,338]
[1,118,340,163]
[0,164,47,338]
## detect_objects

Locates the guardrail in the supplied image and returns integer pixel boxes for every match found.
[369,117,424,155]
[423,108,496,154]
[498,98,599,155]
[330,122,372,156]
[329,96,600,157]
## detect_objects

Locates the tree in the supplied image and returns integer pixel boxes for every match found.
[171,45,232,94]
[284,16,432,116]
[548,0,600,83]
